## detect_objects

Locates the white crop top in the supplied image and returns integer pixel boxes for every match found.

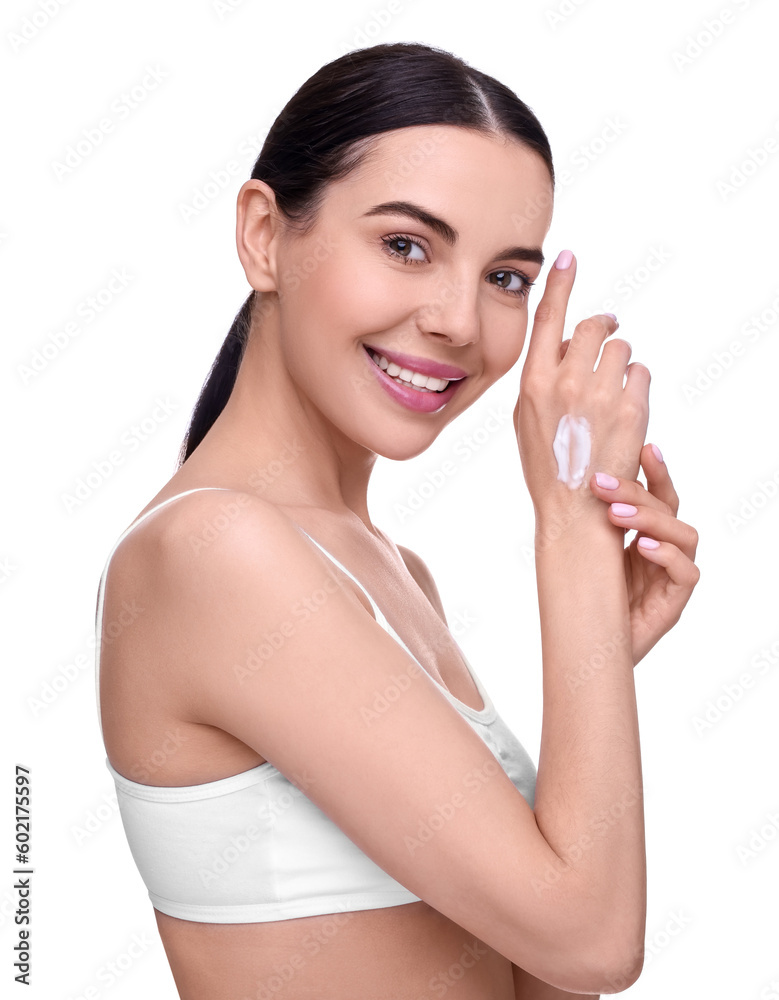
[94,488,537,923]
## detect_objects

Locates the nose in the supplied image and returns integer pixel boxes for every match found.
[414,271,481,348]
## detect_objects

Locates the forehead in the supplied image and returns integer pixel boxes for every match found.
[325,125,554,238]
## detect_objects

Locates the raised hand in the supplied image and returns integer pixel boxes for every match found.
[513,249,649,517]
[514,249,699,666]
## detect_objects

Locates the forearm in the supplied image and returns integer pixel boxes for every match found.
[531,499,646,945]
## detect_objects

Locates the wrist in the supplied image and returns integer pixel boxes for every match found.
[533,492,624,555]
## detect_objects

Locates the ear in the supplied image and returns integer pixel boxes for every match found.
[235,179,284,293]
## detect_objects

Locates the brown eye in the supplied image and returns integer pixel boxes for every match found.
[488,269,534,299]
[381,235,427,264]
[391,238,412,256]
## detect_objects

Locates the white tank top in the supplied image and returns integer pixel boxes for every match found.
[94,488,537,923]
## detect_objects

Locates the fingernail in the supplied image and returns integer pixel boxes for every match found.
[595,472,620,489]
[637,536,660,550]
[604,312,618,322]
[611,503,638,517]
[554,249,573,270]
[651,443,664,463]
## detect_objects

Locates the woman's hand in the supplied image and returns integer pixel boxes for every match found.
[588,443,700,666]
[513,249,699,665]
[513,250,649,517]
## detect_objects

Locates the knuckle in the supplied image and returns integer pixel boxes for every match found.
[590,385,612,409]
[621,396,647,422]
[629,361,652,381]
[533,301,559,325]
[607,337,633,355]
[557,373,580,400]
[574,316,604,337]
[520,367,545,395]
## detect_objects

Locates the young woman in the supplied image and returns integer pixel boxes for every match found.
[94,42,700,999]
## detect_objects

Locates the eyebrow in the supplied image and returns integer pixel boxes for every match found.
[362,200,545,267]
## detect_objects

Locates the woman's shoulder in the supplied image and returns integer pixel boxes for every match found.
[100,488,306,634]
[113,485,303,581]
[100,486,328,704]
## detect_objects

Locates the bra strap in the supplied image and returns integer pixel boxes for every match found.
[295,529,391,630]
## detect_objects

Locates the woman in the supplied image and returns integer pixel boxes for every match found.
[95,42,699,998]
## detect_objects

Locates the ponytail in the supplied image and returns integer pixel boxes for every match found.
[176,290,255,466]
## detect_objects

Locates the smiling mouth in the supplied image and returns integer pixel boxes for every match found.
[365,348,451,393]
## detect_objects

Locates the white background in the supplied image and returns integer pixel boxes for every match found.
[3,0,778,997]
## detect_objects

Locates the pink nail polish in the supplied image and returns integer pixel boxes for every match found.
[604,312,618,322]
[554,249,573,270]
[595,472,619,489]
[637,536,660,550]
[611,503,637,517]
[651,443,664,463]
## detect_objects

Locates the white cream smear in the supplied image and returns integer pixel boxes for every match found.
[552,414,592,489]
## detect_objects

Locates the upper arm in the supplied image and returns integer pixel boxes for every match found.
[128,492,629,993]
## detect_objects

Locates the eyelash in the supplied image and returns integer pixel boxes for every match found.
[380,233,536,300]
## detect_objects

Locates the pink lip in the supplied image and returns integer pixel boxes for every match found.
[362,346,466,414]
[363,344,468,381]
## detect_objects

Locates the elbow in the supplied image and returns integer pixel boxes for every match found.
[522,933,644,995]
[579,888,647,993]
[579,937,645,995]
[511,875,647,993]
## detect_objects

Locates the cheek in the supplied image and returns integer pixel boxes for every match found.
[298,254,405,333]
[277,253,409,389]
[483,311,529,376]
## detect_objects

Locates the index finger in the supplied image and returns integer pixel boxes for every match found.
[640,443,679,516]
[523,249,577,371]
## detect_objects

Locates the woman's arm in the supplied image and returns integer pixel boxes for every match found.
[403,521,646,995]
[401,516,646,996]
[513,252,650,984]
[131,489,642,993]
[529,496,646,983]
[402,514,648,997]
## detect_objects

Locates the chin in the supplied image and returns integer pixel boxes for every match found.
[359,422,452,463]
[377,442,435,462]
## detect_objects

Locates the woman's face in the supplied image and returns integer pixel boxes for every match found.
[268,125,554,461]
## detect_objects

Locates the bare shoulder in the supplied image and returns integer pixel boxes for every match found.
[101,487,323,651]
[108,488,315,599]
[100,487,345,718]
[395,542,448,626]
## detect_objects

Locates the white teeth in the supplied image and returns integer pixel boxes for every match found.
[368,350,449,392]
